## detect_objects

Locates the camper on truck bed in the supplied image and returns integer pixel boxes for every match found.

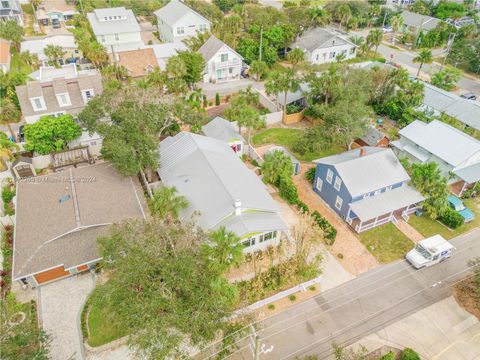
[406,235,455,269]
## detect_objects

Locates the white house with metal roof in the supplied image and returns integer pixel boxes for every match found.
[420,81,480,131]
[313,147,424,233]
[21,35,80,67]
[391,120,480,195]
[401,10,442,33]
[202,116,245,156]
[198,35,244,83]
[154,0,211,43]
[291,28,357,65]
[157,132,289,251]
[87,7,142,53]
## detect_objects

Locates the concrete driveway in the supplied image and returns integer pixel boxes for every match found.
[38,273,95,360]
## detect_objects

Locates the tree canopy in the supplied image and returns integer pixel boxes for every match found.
[23,115,82,155]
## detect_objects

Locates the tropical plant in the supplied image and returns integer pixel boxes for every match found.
[286,48,305,77]
[44,44,66,67]
[19,51,40,68]
[366,28,383,55]
[262,150,294,187]
[413,49,433,77]
[431,66,461,91]
[183,31,211,51]
[0,132,18,171]
[249,60,269,81]
[0,98,20,138]
[148,186,189,221]
[265,69,300,122]
[201,226,243,274]
[85,42,108,69]
[0,20,24,49]
[390,14,404,33]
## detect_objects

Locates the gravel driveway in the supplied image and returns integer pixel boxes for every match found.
[38,273,95,360]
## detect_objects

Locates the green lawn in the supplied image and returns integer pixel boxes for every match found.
[408,198,480,240]
[85,299,128,347]
[252,128,344,162]
[359,223,415,263]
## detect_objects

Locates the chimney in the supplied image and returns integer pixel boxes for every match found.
[359,148,366,157]
[234,199,242,216]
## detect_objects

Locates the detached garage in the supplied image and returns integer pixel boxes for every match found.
[12,162,146,287]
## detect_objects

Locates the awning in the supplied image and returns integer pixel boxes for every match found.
[454,163,480,184]
[402,144,431,162]
[215,211,289,238]
[350,185,425,222]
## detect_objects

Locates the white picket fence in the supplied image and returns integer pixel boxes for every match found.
[233,275,322,316]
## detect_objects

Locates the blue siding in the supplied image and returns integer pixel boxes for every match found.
[313,164,353,219]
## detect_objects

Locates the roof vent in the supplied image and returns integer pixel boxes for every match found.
[234,199,242,216]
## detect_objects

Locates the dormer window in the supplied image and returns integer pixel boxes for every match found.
[30,96,46,111]
[177,26,184,35]
[81,89,94,103]
[114,33,119,41]
[104,17,107,20]
[56,93,71,107]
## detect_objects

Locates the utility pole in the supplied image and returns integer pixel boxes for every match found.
[440,32,456,72]
[382,11,387,29]
[259,26,263,62]
[253,334,260,360]
[79,0,84,15]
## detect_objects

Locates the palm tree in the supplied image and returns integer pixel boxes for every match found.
[44,44,66,67]
[413,49,433,78]
[86,42,108,69]
[0,131,18,171]
[148,186,189,221]
[166,56,187,78]
[336,4,352,28]
[20,51,39,68]
[183,31,211,51]
[286,48,305,77]
[390,14,404,33]
[146,67,166,88]
[201,226,243,274]
[366,29,383,55]
[0,98,20,138]
[265,69,300,122]
[349,35,365,55]
[310,7,331,27]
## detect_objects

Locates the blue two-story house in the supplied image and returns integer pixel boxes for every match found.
[313,147,424,233]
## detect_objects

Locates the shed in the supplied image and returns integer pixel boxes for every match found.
[353,127,389,148]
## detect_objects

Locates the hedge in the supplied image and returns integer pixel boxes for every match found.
[439,208,464,229]
[401,348,421,360]
[311,210,337,245]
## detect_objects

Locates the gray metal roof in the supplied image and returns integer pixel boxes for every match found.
[277,82,310,106]
[216,211,288,238]
[422,82,480,130]
[158,132,283,236]
[359,127,386,146]
[314,147,410,197]
[198,35,243,63]
[398,120,480,168]
[13,163,146,279]
[350,185,424,222]
[202,116,244,143]
[453,163,480,184]
[401,10,442,31]
[292,28,355,53]
[87,7,140,35]
[154,0,210,27]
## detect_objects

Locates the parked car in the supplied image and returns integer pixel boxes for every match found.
[382,26,393,33]
[52,18,61,29]
[447,195,475,222]
[460,92,477,101]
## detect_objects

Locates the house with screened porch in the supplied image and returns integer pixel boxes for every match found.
[312,147,424,233]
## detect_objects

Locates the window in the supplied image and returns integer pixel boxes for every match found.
[350,47,355,54]
[109,16,112,20]
[326,169,334,184]
[177,26,184,35]
[316,54,319,61]
[315,177,323,192]
[334,177,342,191]
[104,17,107,21]
[199,24,207,31]
[58,93,70,106]
[82,89,94,103]
[114,33,119,41]
[31,97,45,111]
[229,67,233,74]
[221,53,228,62]
[100,35,105,42]
[1,1,9,8]
[242,237,255,248]
[329,51,336,59]
[335,196,343,210]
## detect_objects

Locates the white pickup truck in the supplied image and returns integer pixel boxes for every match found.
[406,235,455,269]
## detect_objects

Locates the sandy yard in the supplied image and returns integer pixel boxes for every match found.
[293,163,379,275]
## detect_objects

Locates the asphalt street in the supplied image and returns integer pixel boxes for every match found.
[209,228,480,360]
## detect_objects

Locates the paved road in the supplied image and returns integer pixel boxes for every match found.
[209,228,480,360]
[376,43,480,96]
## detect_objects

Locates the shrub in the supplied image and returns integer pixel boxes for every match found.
[378,351,395,360]
[267,304,275,310]
[401,348,421,360]
[215,92,220,106]
[251,159,259,167]
[2,186,14,205]
[241,154,247,162]
[311,210,337,245]
[308,286,316,291]
[439,208,464,229]
[295,200,309,214]
[288,294,297,302]
[337,253,344,259]
[286,103,303,115]
[279,177,298,204]
[305,168,316,184]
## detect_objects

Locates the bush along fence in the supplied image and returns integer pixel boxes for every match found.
[311,211,337,245]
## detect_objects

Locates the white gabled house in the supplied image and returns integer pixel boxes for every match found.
[198,35,243,83]
[87,7,143,52]
[154,0,211,43]
[291,28,357,65]
[202,116,245,156]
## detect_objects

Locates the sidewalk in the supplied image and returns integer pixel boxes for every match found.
[395,219,424,243]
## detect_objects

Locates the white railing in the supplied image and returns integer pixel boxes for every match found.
[356,215,393,233]
[214,58,241,68]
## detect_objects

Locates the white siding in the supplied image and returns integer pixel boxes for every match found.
[97,31,142,47]
[310,44,356,65]
[203,45,242,83]
[157,11,210,43]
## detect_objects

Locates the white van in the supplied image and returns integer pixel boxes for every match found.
[406,235,455,269]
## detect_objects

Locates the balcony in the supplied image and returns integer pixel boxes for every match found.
[214,58,241,69]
